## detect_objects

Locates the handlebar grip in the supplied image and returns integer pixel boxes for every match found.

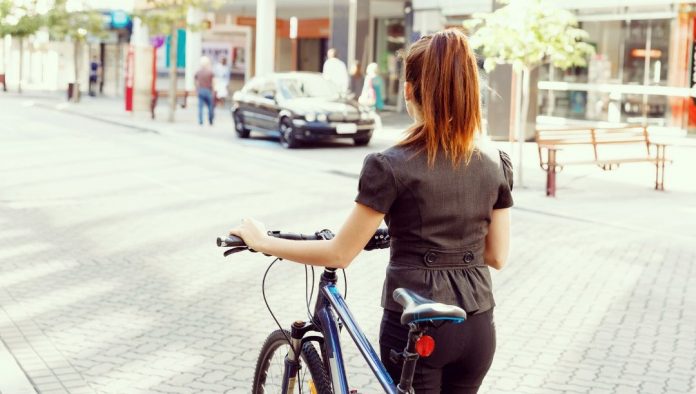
[217,235,246,247]
[364,228,390,250]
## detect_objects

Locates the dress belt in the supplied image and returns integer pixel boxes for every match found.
[389,243,486,269]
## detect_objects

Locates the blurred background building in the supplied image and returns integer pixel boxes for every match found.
[415,0,696,134]
[2,0,695,133]
[0,0,134,97]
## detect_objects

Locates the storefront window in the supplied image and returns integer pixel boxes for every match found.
[538,17,675,125]
[374,17,405,107]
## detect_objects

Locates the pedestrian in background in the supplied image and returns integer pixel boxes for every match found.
[322,48,348,93]
[214,57,230,106]
[88,56,100,97]
[195,57,215,126]
[349,60,364,99]
[359,62,384,111]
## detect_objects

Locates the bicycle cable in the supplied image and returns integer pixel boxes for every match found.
[304,265,317,325]
[341,268,348,300]
[261,257,293,347]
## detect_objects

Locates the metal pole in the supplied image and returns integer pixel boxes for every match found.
[641,21,652,126]
[255,0,276,77]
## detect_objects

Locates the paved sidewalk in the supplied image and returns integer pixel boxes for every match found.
[1,93,695,394]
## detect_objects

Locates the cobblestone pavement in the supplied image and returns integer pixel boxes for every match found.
[1,96,695,394]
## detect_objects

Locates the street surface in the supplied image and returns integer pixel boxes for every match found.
[1,94,695,394]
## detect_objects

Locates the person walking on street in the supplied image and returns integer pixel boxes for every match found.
[195,57,215,126]
[230,29,513,393]
[213,57,230,106]
[349,60,364,99]
[88,56,100,97]
[359,62,385,111]
[322,48,348,94]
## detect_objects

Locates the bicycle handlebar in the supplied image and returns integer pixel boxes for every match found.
[216,228,389,254]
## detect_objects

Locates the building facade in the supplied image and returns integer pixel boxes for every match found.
[412,0,696,133]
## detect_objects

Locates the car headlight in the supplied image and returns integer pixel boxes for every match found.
[317,113,328,122]
[305,112,316,122]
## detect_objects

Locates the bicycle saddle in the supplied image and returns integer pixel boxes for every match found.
[393,288,467,325]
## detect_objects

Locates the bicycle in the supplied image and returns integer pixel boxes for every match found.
[217,229,468,394]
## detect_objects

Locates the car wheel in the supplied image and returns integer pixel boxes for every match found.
[279,117,300,149]
[233,110,250,138]
[353,136,371,146]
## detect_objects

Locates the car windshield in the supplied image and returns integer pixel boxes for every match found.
[277,75,340,100]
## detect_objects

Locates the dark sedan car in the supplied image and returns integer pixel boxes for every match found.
[230,72,377,148]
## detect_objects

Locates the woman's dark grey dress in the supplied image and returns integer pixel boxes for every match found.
[355,144,513,393]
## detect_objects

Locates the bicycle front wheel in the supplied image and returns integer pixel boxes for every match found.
[252,329,332,394]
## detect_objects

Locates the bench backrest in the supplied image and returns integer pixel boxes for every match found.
[536,128,595,146]
[536,126,650,161]
[592,126,649,145]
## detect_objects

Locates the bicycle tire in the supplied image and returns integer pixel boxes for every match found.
[252,329,332,394]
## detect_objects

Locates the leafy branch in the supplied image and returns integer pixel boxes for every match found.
[465,0,595,72]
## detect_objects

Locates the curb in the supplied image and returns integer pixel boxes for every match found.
[0,338,36,393]
[33,101,161,134]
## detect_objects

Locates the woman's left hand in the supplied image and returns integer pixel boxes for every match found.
[229,218,269,251]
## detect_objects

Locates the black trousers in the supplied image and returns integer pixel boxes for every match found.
[379,308,496,393]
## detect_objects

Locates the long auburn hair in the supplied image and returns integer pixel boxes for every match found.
[400,29,482,166]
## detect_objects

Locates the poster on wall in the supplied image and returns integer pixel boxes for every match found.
[202,42,232,66]
[232,47,246,74]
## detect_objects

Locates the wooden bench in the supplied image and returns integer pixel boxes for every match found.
[535,126,670,197]
[150,90,192,119]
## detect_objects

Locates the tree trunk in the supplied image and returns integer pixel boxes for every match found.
[168,26,177,123]
[18,36,23,93]
[73,40,80,102]
[2,35,7,92]
[515,66,531,188]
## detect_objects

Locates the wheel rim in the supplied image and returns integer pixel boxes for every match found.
[280,122,293,146]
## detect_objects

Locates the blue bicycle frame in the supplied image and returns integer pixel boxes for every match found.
[318,282,398,394]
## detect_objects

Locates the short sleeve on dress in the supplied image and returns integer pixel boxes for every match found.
[355,153,398,214]
[493,150,514,209]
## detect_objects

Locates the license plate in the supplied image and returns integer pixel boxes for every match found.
[335,123,358,134]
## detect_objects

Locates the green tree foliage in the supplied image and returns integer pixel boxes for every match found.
[47,0,106,42]
[0,0,43,37]
[465,0,595,73]
[136,0,217,34]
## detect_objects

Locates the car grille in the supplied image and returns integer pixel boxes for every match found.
[328,113,360,122]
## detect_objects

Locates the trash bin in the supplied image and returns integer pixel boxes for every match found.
[67,82,80,100]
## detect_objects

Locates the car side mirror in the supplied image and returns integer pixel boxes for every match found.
[262,92,275,101]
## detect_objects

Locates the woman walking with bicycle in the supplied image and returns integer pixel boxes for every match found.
[230,28,512,393]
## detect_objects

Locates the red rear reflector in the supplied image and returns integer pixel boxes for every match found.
[415,335,435,357]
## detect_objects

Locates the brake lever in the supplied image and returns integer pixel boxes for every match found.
[224,247,249,257]
[223,247,275,258]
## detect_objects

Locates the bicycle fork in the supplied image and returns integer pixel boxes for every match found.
[282,320,314,394]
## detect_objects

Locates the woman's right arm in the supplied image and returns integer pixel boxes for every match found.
[484,208,510,270]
